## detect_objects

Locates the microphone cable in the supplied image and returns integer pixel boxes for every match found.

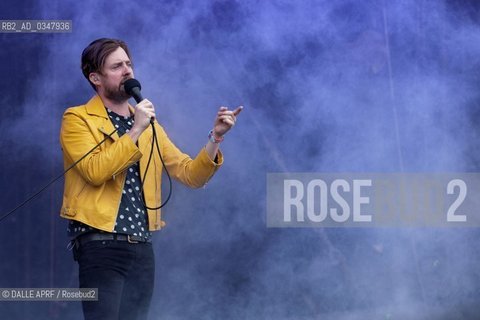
[139,121,173,210]
[0,128,119,223]
[123,78,173,210]
[0,120,174,223]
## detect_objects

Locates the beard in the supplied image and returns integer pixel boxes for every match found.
[103,81,130,103]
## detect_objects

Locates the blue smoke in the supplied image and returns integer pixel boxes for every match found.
[1,0,480,319]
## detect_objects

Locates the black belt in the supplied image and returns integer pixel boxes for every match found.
[75,233,152,246]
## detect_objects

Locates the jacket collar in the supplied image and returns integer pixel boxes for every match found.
[84,95,135,118]
[84,95,135,142]
[85,95,109,119]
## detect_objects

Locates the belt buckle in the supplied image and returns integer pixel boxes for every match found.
[127,235,139,244]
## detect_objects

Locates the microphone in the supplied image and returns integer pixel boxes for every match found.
[124,78,154,124]
[124,78,143,103]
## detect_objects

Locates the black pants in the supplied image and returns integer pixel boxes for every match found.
[73,240,155,320]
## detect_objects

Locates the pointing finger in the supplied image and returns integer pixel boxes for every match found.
[233,106,243,116]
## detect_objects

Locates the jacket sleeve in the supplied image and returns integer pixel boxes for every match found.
[60,109,143,186]
[155,124,223,188]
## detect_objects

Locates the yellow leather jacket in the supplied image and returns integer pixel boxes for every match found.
[60,95,223,232]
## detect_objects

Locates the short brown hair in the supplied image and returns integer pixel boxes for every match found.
[81,38,132,91]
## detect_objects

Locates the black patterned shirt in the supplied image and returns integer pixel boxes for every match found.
[67,108,152,241]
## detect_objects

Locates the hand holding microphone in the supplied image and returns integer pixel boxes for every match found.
[124,79,156,141]
[134,99,155,127]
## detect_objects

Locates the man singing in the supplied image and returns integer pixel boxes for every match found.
[60,38,242,320]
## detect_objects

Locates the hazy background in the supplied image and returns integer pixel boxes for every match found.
[1,0,480,319]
